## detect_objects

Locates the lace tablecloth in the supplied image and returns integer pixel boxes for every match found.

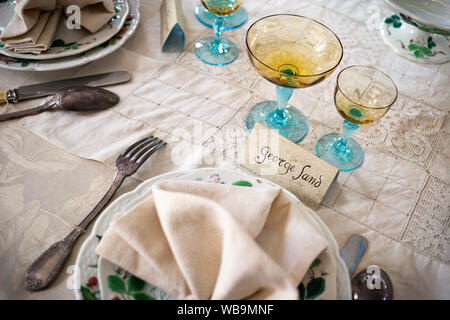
[0,0,448,299]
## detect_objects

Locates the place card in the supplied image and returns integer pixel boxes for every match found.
[239,122,339,210]
[160,0,186,52]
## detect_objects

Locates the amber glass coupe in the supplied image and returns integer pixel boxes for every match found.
[244,14,343,143]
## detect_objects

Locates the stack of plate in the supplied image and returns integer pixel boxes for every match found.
[0,0,140,71]
[74,167,352,300]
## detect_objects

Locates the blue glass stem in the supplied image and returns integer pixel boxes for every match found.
[212,15,225,53]
[269,85,294,128]
[334,120,359,154]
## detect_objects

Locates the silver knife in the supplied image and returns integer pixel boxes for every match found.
[340,234,368,277]
[1,71,131,104]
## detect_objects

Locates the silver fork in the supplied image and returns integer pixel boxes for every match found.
[25,136,167,291]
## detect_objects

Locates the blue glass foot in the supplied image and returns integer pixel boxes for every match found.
[194,4,248,30]
[316,133,364,171]
[194,37,239,66]
[245,101,308,143]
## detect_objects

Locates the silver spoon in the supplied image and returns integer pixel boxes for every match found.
[0,86,119,121]
[340,234,394,300]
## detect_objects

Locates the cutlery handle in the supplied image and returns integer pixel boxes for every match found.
[0,98,55,121]
[77,172,126,231]
[25,172,126,291]
[25,231,81,291]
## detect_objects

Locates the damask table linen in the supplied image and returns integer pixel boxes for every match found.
[0,0,449,299]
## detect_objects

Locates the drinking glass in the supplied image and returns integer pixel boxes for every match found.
[194,0,244,66]
[316,65,398,171]
[195,2,247,30]
[245,14,343,143]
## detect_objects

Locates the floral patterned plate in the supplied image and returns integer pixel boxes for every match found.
[0,0,139,71]
[74,168,351,300]
[0,0,129,60]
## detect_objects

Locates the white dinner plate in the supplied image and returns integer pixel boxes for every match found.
[74,167,351,300]
[0,0,129,60]
[0,0,139,71]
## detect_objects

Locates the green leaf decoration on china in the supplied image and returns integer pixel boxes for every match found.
[0,55,30,67]
[51,39,65,47]
[51,39,76,48]
[399,13,450,37]
[80,286,97,300]
[427,37,436,49]
[131,293,155,300]
[107,274,156,300]
[384,14,402,28]
[306,278,326,299]
[298,257,326,300]
[310,258,321,269]
[408,42,433,58]
[107,275,127,294]
[232,180,253,187]
[298,283,306,300]
[127,275,146,292]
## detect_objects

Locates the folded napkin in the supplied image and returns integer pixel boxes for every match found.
[0,0,115,54]
[95,180,330,300]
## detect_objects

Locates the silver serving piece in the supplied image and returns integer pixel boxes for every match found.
[0,86,119,121]
[1,71,131,103]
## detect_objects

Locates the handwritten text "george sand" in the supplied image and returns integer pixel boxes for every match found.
[254,145,322,188]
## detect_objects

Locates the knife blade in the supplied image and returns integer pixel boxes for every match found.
[340,234,368,277]
[1,71,131,104]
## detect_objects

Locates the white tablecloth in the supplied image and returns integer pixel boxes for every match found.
[0,0,448,299]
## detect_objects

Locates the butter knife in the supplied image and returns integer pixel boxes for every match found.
[0,71,131,104]
[340,234,368,277]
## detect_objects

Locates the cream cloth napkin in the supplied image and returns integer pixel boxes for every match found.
[95,180,330,300]
[0,0,115,54]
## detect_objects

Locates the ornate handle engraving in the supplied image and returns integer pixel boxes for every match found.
[25,173,125,291]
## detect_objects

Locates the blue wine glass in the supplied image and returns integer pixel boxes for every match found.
[194,0,243,66]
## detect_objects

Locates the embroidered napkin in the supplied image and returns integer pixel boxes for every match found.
[95,180,330,300]
[0,0,115,54]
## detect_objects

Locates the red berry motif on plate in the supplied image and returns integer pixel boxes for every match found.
[88,276,98,286]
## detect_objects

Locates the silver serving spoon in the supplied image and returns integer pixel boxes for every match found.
[0,86,119,121]
[340,234,394,300]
